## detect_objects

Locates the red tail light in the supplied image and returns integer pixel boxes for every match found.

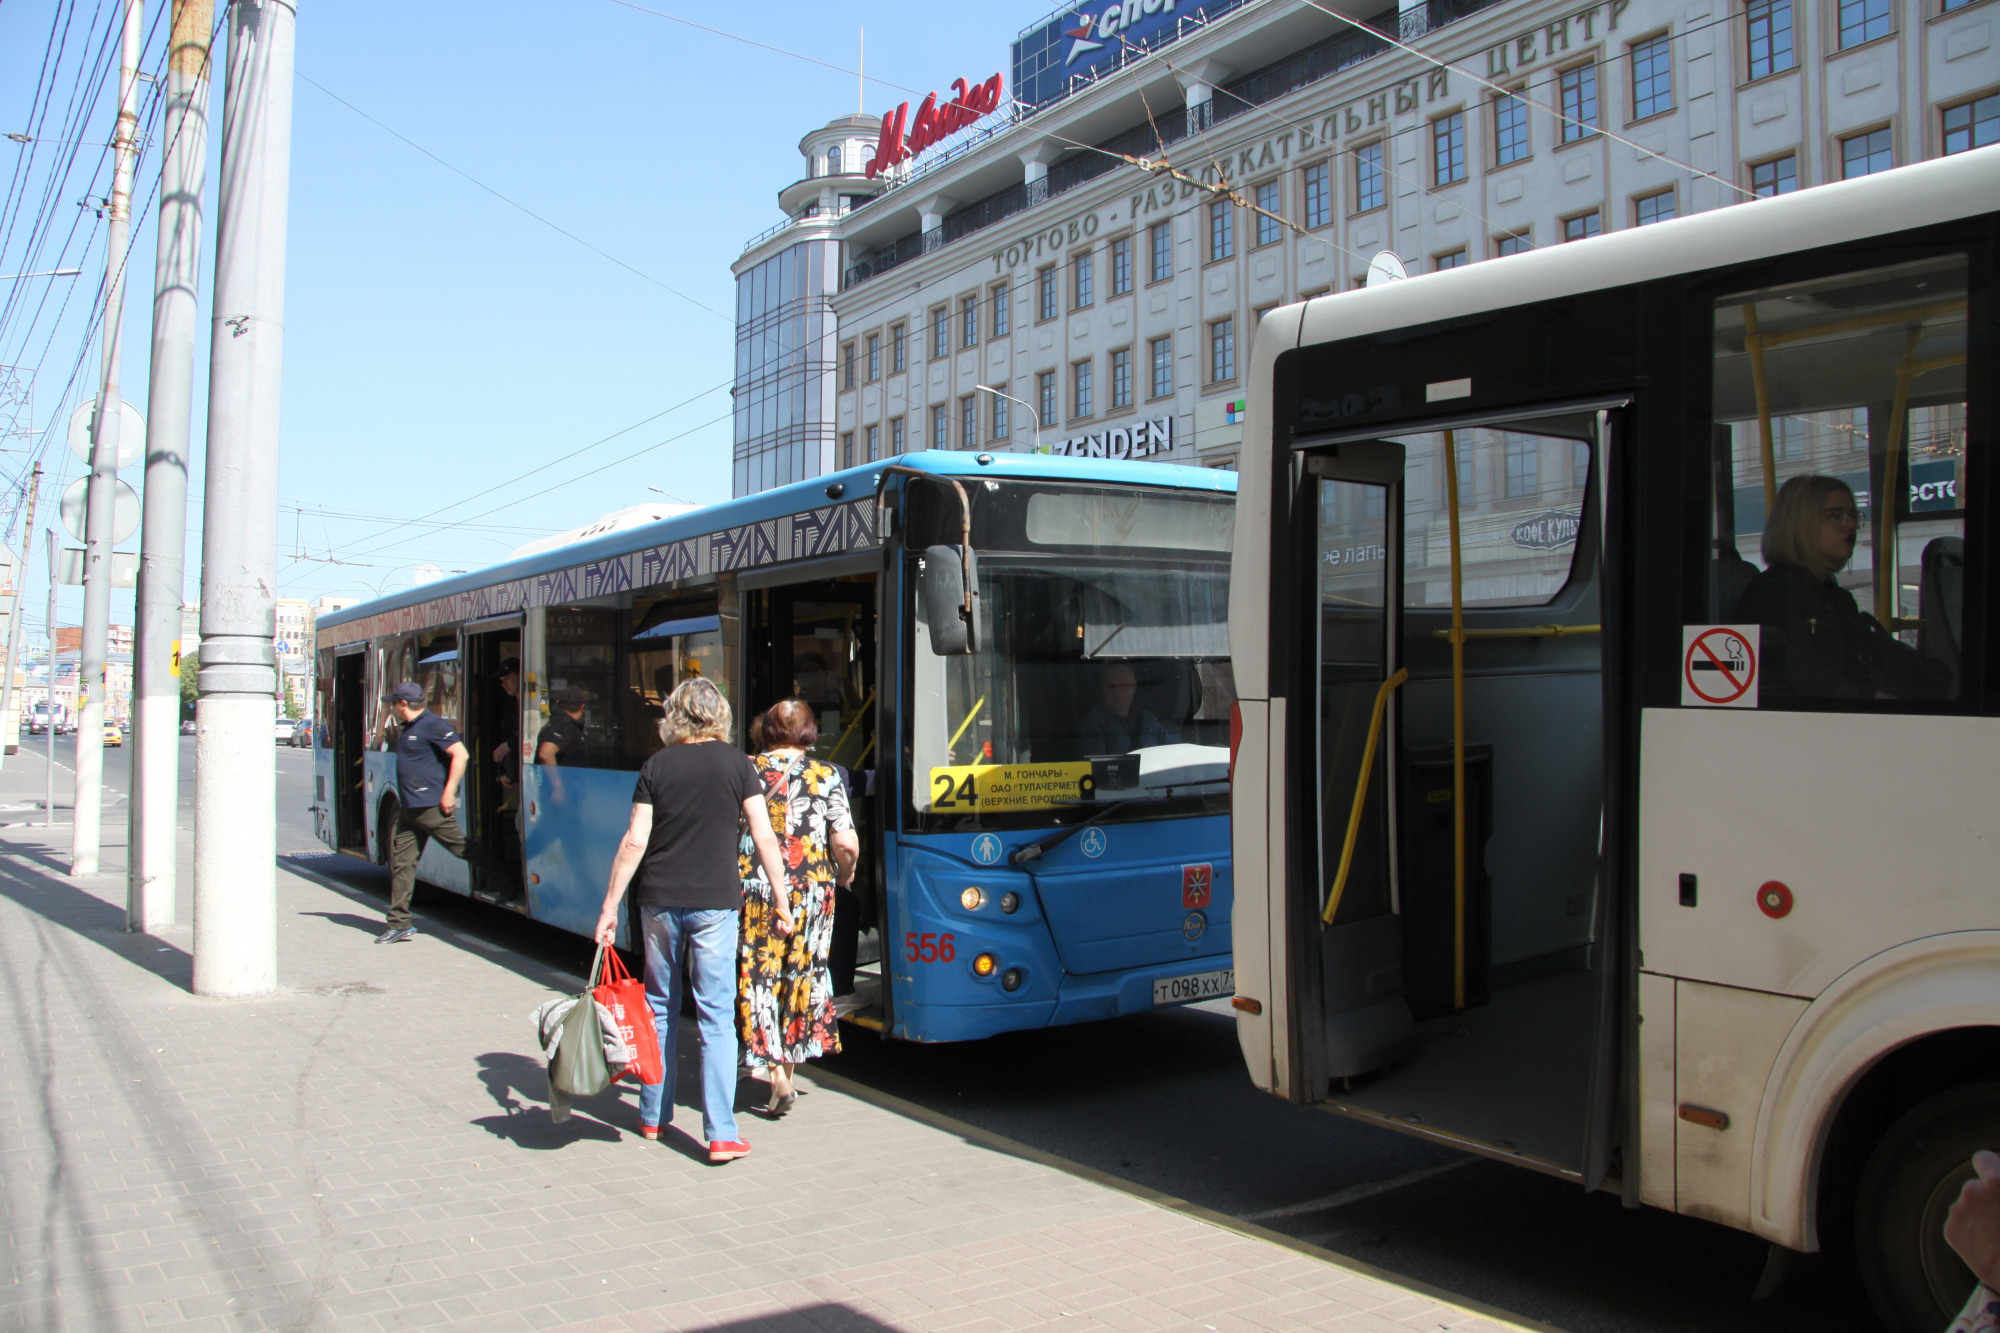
[1228,701,1243,782]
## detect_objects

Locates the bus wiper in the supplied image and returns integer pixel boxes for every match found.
[1006,777,1230,866]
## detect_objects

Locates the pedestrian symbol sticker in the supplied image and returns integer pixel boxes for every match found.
[971,833,1003,866]
[1182,863,1213,909]
[1681,625,1759,708]
[1079,827,1108,859]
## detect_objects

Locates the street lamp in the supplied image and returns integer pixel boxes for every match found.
[0,268,82,281]
[975,384,1043,456]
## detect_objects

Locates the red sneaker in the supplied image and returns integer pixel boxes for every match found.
[707,1139,752,1163]
[638,1124,660,1141]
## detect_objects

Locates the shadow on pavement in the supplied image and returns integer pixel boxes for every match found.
[688,1305,904,1331]
[296,909,388,936]
[0,845,193,990]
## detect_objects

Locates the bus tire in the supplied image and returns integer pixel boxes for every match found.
[1855,1080,2000,1333]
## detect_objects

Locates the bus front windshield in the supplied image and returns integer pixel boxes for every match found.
[907,481,1235,832]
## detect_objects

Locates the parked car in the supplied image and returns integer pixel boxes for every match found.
[102,725,123,747]
[274,718,297,743]
[180,720,197,735]
[288,720,313,748]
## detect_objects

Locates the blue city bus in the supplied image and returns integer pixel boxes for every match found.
[311,451,1237,1041]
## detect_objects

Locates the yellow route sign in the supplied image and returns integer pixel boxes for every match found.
[926,761,1095,813]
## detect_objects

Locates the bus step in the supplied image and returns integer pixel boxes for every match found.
[840,1008,885,1031]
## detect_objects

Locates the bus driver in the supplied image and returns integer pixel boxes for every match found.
[1076,661,1178,756]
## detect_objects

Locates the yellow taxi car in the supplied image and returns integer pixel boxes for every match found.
[103,724,123,746]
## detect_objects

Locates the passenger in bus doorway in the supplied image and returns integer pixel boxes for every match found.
[537,686,591,766]
[1076,661,1178,755]
[1734,475,1950,701]
[593,679,794,1165]
[378,681,509,944]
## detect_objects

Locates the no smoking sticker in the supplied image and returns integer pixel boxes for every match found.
[1681,625,1759,708]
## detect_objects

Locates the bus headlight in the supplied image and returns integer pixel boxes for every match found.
[972,952,998,977]
[961,886,987,911]
[1000,891,1020,914]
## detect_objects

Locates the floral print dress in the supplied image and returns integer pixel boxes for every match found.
[737,751,851,1069]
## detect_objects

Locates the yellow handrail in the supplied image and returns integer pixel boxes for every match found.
[1321,668,1408,926]
[1874,345,1965,627]
[1742,305,1778,514]
[1430,624,1601,640]
[946,693,988,755]
[1443,429,1468,1014]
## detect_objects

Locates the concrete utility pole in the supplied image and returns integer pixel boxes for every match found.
[130,0,213,932]
[193,0,295,997]
[45,528,58,827]
[72,0,145,876]
[0,465,43,767]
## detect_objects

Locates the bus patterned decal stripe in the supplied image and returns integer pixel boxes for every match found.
[315,498,882,651]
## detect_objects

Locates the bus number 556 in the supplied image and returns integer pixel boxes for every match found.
[905,932,956,963]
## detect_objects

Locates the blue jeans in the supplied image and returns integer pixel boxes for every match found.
[634,905,741,1144]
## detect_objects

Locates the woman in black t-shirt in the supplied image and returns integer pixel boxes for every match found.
[593,678,792,1163]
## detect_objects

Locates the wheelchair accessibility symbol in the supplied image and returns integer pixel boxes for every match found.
[1079,827,1108,859]
[971,833,1003,866]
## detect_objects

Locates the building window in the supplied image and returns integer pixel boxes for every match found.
[991,284,1010,337]
[1746,0,1795,78]
[1494,92,1530,165]
[1497,230,1533,256]
[1038,371,1057,427]
[1503,435,1539,497]
[827,146,842,175]
[1111,348,1132,409]
[1634,189,1677,225]
[1436,248,1468,270]
[1209,200,1234,261]
[1838,0,1891,47]
[931,307,948,359]
[1631,35,1674,119]
[866,333,881,381]
[1110,236,1132,294]
[1210,317,1236,383]
[961,396,977,449]
[1560,64,1600,142]
[1150,336,1174,398]
[1564,211,1602,241]
[1037,266,1058,321]
[931,404,948,450]
[889,417,904,456]
[841,431,854,468]
[1074,251,1095,308]
[1073,359,1094,418]
[1356,141,1385,211]
[865,423,879,462]
[991,389,1009,439]
[842,342,856,389]
[1255,181,1283,246]
[1149,221,1173,282]
[1944,94,1999,155]
[961,295,979,348]
[1943,0,1975,9]
[1302,162,1331,228]
[1750,153,1798,195]
[891,324,906,372]
[1841,127,1893,178]
[1433,112,1467,184]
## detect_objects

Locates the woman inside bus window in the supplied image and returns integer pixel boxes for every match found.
[738,699,858,1119]
[1734,474,1950,701]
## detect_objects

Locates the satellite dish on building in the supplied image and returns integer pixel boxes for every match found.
[1365,251,1410,287]
[66,398,144,470]
[60,477,140,544]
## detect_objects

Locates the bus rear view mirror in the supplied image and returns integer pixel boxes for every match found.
[921,545,979,656]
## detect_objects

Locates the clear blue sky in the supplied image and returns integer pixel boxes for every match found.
[0,0,1016,628]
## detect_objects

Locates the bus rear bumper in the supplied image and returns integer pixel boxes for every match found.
[889,955,1234,1041]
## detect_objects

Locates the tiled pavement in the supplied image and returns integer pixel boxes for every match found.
[0,773,1540,1333]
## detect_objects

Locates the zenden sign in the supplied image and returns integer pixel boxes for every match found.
[1048,415,1173,459]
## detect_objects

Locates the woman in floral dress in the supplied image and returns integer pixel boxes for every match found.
[738,699,859,1115]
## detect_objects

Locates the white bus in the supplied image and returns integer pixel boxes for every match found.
[1226,148,1996,1332]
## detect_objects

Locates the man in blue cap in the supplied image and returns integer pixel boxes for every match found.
[379,680,507,943]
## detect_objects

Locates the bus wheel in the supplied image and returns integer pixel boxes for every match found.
[1856,1081,2000,1333]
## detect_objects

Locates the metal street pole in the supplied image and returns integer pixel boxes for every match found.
[193,0,295,997]
[975,384,1041,454]
[130,0,213,932]
[73,0,145,876]
[45,527,58,827]
[0,464,43,768]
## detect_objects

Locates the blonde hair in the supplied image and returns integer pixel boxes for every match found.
[660,677,733,745]
[1761,474,1854,577]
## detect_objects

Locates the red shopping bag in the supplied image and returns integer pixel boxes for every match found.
[592,948,663,1085]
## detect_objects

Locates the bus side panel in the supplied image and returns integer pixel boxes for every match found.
[522,766,632,946]
[887,838,1061,1042]
[312,720,335,850]
[1231,698,1277,1093]
[1637,969,1677,1211]
[1266,695,1291,1102]
[363,750,392,858]
[1671,978,1807,1232]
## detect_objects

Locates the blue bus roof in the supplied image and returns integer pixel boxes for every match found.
[315,451,1236,632]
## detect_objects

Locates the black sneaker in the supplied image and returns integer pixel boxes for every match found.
[374,927,400,944]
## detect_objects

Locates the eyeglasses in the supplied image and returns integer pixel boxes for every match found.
[1821,506,1861,525]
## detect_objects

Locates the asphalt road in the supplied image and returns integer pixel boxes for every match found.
[231,749,1878,1333]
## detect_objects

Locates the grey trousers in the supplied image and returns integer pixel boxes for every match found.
[387,804,507,928]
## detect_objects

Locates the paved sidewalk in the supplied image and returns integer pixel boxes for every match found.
[0,765,1536,1333]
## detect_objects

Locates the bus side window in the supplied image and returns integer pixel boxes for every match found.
[544,605,621,767]
[1709,256,1970,704]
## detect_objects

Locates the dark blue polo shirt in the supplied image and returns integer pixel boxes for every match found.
[394,711,462,810]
